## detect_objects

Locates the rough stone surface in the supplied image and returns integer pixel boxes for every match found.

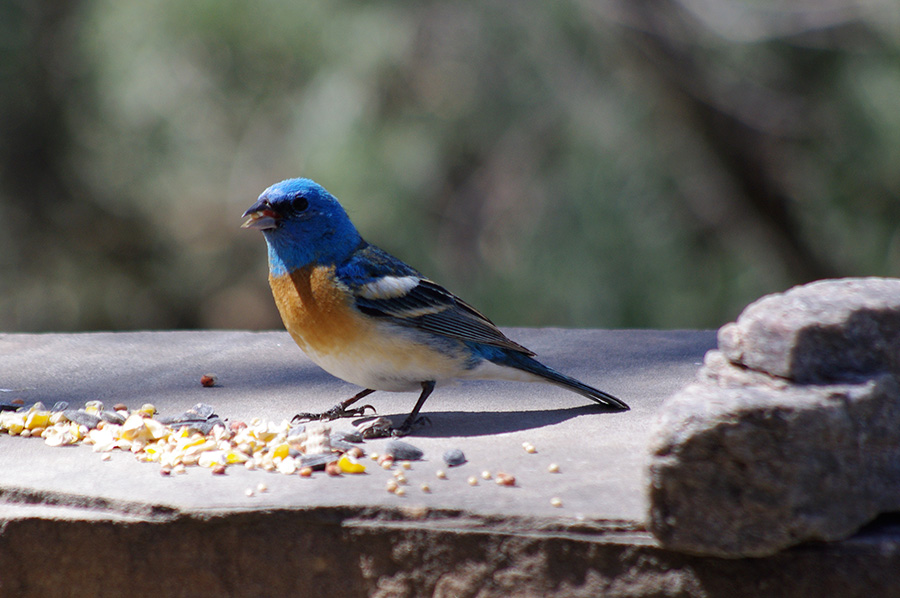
[718,277,900,383]
[648,278,900,558]
[0,328,721,597]
[6,327,900,595]
[5,506,900,598]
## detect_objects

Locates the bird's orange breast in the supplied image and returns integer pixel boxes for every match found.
[268,263,475,391]
[268,265,370,355]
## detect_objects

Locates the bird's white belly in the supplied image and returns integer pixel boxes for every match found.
[305,341,546,393]
[301,326,470,392]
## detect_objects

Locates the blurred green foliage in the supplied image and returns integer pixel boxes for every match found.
[1,0,899,332]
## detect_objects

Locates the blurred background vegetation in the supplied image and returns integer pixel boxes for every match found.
[2,0,899,332]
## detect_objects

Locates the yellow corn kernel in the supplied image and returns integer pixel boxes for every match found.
[25,411,51,430]
[271,443,290,460]
[338,454,366,474]
[224,450,250,464]
[6,419,25,435]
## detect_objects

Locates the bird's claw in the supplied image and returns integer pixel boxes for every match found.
[291,404,377,425]
[322,403,377,419]
[392,415,430,437]
[290,412,316,424]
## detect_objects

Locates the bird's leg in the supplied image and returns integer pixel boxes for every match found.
[393,381,435,436]
[291,388,377,424]
[324,388,378,418]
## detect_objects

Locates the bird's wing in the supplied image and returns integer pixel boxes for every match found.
[338,245,534,355]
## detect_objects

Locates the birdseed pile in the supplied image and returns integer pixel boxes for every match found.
[0,399,388,476]
[0,397,562,501]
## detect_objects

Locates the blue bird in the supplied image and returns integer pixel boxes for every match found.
[243,178,628,434]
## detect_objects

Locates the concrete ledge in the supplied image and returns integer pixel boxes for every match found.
[2,330,900,597]
[3,503,900,597]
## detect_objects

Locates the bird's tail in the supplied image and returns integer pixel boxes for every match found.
[536,364,630,410]
[490,351,629,410]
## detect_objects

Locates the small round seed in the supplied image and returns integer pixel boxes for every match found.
[550,497,563,508]
[481,470,492,480]
[467,476,478,486]
[495,472,516,486]
[548,463,560,473]
[436,470,447,480]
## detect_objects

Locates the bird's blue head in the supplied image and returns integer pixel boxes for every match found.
[242,178,362,276]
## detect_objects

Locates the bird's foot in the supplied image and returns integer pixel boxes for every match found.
[291,403,377,425]
[353,415,430,439]
[322,403,377,420]
[391,415,430,437]
[356,416,394,439]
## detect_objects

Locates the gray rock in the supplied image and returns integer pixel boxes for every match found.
[718,277,900,383]
[648,371,900,557]
[647,277,900,557]
[385,439,424,461]
[443,448,467,467]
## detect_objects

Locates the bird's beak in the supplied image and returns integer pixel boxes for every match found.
[242,201,279,230]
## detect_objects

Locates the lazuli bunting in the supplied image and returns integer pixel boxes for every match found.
[243,178,628,434]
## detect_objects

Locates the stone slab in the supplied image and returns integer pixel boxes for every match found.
[3,329,900,597]
[0,329,707,522]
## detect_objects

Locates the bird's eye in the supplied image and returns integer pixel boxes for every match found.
[291,195,309,212]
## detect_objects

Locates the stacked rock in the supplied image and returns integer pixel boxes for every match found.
[647,277,900,557]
